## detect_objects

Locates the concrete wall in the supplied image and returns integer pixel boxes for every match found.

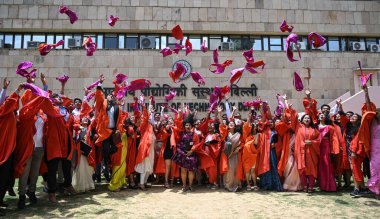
[0,0,379,35]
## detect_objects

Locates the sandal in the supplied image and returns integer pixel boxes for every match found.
[252,186,259,191]
[308,188,313,193]
[246,185,252,191]
[164,182,170,189]
[303,186,308,193]
[182,186,188,192]
[188,187,193,192]
[139,184,147,191]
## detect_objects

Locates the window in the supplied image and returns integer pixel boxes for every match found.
[32,34,46,43]
[64,34,73,49]
[155,36,160,50]
[340,38,347,51]
[202,36,208,49]
[126,35,138,49]
[47,35,54,44]
[118,34,125,49]
[4,34,13,48]
[252,37,262,51]
[97,34,103,49]
[327,37,340,51]
[269,36,282,51]
[241,37,252,50]
[104,34,118,49]
[263,37,269,51]
[160,36,167,48]
[23,34,31,49]
[366,38,377,51]
[230,36,242,50]
[209,36,222,50]
[189,36,201,50]
[14,34,22,49]
[55,35,63,49]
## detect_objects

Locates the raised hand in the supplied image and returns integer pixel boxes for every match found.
[84,87,90,96]
[2,78,10,89]
[17,83,25,92]
[217,105,223,113]
[40,73,46,85]
[99,74,105,83]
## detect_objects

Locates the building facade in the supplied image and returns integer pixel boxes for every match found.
[0,0,379,113]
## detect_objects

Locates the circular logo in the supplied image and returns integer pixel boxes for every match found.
[172,60,192,81]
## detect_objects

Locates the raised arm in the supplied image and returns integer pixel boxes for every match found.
[0,78,10,105]
[40,73,48,91]
[95,74,105,113]
[0,84,22,116]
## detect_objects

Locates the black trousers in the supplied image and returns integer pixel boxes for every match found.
[47,158,72,194]
[102,136,114,179]
[0,155,13,202]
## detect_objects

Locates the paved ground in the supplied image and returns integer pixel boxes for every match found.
[2,182,380,218]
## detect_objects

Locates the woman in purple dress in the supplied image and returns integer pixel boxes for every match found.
[172,114,200,192]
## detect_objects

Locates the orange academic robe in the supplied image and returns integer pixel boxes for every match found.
[0,92,19,166]
[303,97,319,124]
[275,120,292,178]
[154,128,171,175]
[135,107,154,166]
[290,107,320,178]
[14,95,48,178]
[242,122,259,174]
[256,121,272,176]
[125,126,137,176]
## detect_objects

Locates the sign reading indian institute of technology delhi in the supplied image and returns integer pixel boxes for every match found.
[104,83,258,112]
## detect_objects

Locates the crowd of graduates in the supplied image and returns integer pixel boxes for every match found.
[0,72,379,216]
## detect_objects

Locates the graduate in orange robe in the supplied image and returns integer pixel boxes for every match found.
[123,117,138,188]
[276,101,302,192]
[134,105,155,190]
[290,107,320,193]
[303,89,319,124]
[201,112,223,189]
[242,109,260,191]
[94,75,123,183]
[0,83,23,208]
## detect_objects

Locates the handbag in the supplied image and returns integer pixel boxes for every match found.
[224,141,232,156]
[80,141,92,157]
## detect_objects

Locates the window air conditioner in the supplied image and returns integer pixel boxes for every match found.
[291,41,307,51]
[27,41,39,49]
[68,38,81,48]
[369,44,380,53]
[351,42,365,51]
[220,42,234,50]
[140,37,156,49]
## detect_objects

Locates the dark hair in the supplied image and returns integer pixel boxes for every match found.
[154,112,160,117]
[320,104,331,111]
[183,113,195,127]
[346,114,362,137]
[317,114,333,126]
[346,111,354,115]
[52,93,59,98]
[74,98,82,104]
[300,114,316,129]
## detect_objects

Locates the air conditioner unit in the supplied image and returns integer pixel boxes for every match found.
[351,42,365,51]
[369,44,380,53]
[27,41,39,49]
[68,38,81,48]
[0,39,4,49]
[220,42,234,50]
[291,41,307,51]
[140,37,156,49]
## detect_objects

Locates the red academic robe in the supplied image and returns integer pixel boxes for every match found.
[0,92,19,166]
[125,126,137,176]
[303,97,319,124]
